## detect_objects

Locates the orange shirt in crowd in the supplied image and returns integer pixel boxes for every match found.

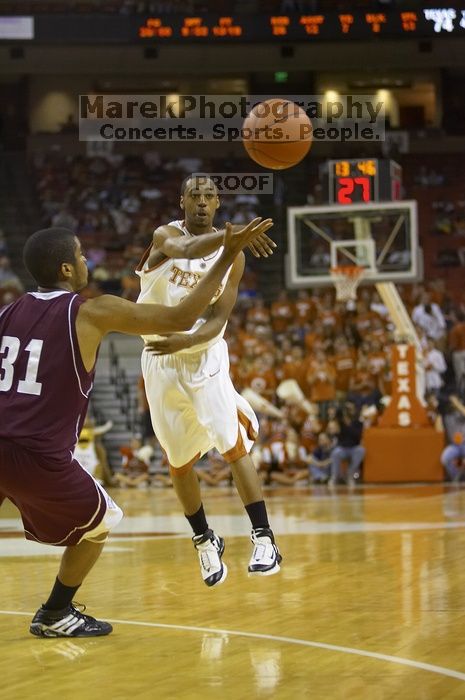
[333,349,357,393]
[237,329,261,357]
[278,358,307,390]
[349,369,377,396]
[355,310,380,335]
[367,351,388,380]
[246,305,271,326]
[304,329,323,353]
[244,367,277,401]
[225,332,242,357]
[305,360,337,402]
[270,299,295,333]
[319,308,340,330]
[294,297,317,327]
[253,339,276,357]
[367,326,389,347]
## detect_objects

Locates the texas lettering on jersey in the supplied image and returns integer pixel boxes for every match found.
[168,264,223,300]
[168,265,201,289]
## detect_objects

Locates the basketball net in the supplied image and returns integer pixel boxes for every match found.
[330,266,365,302]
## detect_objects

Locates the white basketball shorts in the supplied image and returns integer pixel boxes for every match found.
[141,339,259,470]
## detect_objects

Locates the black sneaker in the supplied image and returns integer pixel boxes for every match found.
[192,528,228,587]
[30,603,113,638]
[248,527,282,576]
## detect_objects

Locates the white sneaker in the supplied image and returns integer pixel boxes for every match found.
[193,529,228,587]
[248,528,282,576]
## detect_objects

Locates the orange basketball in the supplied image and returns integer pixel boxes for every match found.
[242,98,312,170]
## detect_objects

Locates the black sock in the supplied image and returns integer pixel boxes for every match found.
[245,501,270,530]
[186,504,209,537]
[43,577,80,611]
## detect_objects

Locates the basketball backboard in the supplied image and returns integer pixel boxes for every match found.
[285,200,421,289]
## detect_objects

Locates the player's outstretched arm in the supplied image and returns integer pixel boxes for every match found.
[152,224,225,260]
[153,218,275,260]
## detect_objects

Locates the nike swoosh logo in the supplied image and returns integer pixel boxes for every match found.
[209,369,220,377]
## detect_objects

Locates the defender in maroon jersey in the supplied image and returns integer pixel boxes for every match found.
[0,221,271,637]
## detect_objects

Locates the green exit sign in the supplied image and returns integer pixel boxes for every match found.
[274,71,288,83]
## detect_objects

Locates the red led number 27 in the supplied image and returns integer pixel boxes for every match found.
[337,177,371,203]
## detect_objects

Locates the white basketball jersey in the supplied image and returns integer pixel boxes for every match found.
[135,220,231,354]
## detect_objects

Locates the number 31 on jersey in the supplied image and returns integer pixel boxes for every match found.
[0,336,44,396]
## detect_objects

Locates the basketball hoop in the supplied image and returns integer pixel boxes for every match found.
[330,266,365,302]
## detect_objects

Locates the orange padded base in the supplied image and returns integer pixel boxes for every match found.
[363,427,445,483]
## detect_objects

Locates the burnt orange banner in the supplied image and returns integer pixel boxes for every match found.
[378,344,430,428]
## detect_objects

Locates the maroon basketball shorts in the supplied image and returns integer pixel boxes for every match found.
[0,439,122,546]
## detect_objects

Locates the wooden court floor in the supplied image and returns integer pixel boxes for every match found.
[1,483,465,700]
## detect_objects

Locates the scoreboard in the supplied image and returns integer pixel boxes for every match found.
[327,159,402,204]
[1,8,464,43]
[136,9,465,41]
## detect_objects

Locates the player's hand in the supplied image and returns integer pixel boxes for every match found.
[247,230,277,258]
[145,334,190,355]
[223,218,274,257]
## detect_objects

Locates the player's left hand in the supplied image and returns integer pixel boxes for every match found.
[145,334,190,355]
[247,232,277,258]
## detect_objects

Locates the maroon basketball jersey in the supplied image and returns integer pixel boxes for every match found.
[0,290,95,462]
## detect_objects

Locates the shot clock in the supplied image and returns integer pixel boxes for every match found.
[327,159,402,204]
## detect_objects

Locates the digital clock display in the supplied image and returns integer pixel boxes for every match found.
[334,160,377,177]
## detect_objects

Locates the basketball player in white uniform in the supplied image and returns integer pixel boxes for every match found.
[136,175,282,586]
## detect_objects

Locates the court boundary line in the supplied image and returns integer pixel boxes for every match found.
[1,610,464,682]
